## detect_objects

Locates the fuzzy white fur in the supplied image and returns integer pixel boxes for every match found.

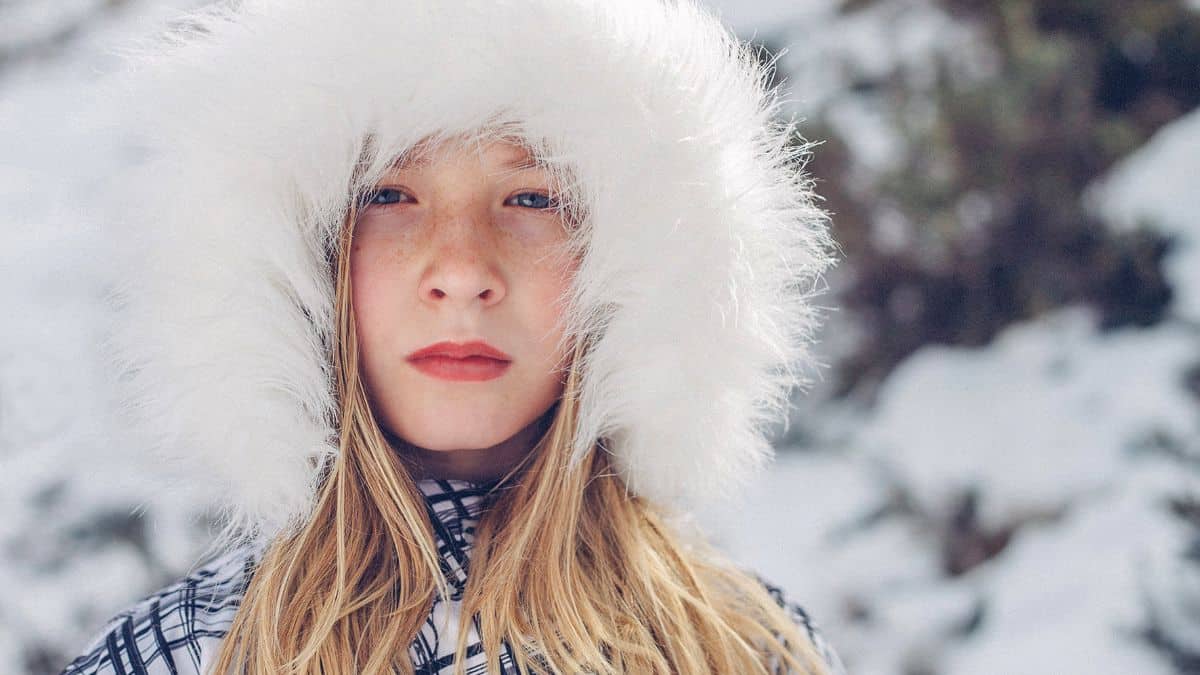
[98,0,839,543]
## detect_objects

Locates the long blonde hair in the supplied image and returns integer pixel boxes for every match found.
[209,175,834,675]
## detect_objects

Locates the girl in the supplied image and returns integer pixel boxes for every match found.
[62,0,846,673]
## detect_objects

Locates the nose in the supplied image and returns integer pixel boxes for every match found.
[417,215,506,311]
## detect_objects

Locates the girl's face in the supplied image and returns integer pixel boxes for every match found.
[350,138,577,481]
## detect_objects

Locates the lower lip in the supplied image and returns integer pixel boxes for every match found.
[407,355,511,381]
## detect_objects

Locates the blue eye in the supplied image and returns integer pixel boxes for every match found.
[508,192,558,210]
[366,187,409,206]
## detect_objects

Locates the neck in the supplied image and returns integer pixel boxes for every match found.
[389,404,556,483]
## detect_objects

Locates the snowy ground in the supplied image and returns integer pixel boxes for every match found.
[2,2,1198,674]
[704,299,1200,675]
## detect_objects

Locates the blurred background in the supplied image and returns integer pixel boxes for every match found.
[2,1,1198,673]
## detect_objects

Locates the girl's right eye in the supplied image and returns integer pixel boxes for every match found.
[362,187,411,207]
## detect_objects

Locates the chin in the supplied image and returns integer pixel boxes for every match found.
[392,413,518,452]
[405,431,505,453]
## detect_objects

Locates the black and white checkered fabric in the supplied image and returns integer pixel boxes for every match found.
[60,478,847,674]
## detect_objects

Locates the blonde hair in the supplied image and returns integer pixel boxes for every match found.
[209,159,834,675]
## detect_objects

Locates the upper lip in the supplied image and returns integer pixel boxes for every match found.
[406,340,512,362]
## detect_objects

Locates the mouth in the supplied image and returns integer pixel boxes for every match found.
[406,339,512,361]
[406,340,512,382]
[406,354,511,382]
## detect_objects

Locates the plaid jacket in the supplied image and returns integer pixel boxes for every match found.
[60,478,847,675]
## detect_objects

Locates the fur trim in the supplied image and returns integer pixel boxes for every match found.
[99,0,839,542]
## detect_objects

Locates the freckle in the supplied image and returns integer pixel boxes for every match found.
[391,245,409,265]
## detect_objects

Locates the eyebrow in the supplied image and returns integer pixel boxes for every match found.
[500,155,541,171]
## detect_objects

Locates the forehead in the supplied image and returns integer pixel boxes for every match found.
[389,137,540,173]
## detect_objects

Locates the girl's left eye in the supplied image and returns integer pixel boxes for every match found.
[507,192,558,210]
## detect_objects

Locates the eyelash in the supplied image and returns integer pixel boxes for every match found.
[361,187,559,210]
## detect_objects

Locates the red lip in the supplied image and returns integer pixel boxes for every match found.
[406,340,512,382]
[406,340,512,361]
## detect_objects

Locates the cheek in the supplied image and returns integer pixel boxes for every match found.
[525,250,577,352]
[349,236,410,347]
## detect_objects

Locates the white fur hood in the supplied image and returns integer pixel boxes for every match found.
[99,0,839,543]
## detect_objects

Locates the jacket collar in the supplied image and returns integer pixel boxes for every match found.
[416,477,501,598]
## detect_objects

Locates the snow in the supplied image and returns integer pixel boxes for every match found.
[705,303,1198,674]
[700,0,841,39]
[1086,108,1200,322]
[943,456,1185,675]
[854,305,1198,529]
[0,1,106,52]
[0,1,216,669]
